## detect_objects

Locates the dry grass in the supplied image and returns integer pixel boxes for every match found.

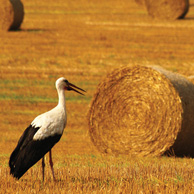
[1,0,194,192]
[1,155,194,193]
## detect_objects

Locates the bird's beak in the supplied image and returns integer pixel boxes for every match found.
[66,82,86,95]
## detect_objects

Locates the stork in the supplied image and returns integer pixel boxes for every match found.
[9,77,85,181]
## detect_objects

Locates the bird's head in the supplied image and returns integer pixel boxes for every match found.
[56,77,86,95]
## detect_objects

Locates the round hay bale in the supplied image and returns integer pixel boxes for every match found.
[88,65,194,157]
[0,0,14,31]
[0,0,24,31]
[145,0,189,20]
[9,0,24,30]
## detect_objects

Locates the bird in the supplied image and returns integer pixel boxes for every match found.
[9,77,86,181]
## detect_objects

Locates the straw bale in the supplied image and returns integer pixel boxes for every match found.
[145,0,189,20]
[0,0,24,31]
[9,0,24,30]
[0,0,14,31]
[88,65,194,157]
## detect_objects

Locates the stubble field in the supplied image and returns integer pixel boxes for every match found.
[1,0,194,193]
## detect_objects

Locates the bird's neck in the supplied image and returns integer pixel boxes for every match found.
[57,89,66,109]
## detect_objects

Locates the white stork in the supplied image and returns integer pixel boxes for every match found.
[9,77,85,181]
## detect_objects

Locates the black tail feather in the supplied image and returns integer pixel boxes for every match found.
[9,148,30,179]
[9,128,61,180]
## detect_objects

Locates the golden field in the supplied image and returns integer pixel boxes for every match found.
[1,0,194,193]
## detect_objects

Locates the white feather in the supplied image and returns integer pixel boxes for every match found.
[32,105,67,140]
[31,77,69,140]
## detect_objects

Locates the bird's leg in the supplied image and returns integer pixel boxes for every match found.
[49,150,56,181]
[42,156,45,181]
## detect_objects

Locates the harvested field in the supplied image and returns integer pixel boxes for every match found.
[1,0,194,192]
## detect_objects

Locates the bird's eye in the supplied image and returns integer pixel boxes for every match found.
[64,80,69,84]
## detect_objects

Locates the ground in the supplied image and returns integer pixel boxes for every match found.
[1,0,194,193]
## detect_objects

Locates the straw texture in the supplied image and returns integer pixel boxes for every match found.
[88,65,194,157]
[0,0,24,31]
[0,0,14,31]
[145,0,189,20]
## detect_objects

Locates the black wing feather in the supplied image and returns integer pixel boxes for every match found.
[9,125,39,173]
[9,125,61,179]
